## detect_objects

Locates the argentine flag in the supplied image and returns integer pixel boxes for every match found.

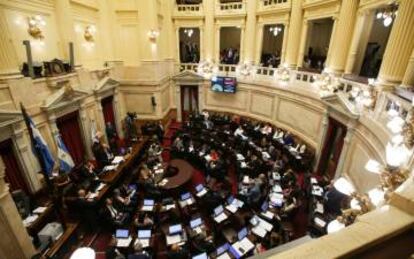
[28,116,55,176]
[56,134,75,173]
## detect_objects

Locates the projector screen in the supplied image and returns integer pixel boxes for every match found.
[211,76,237,93]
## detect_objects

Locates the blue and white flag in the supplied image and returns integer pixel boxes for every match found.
[55,134,74,173]
[21,104,55,177]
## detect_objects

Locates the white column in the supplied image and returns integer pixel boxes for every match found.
[95,96,108,143]
[79,105,93,159]
[0,157,36,259]
[113,87,124,138]
[199,27,204,61]
[334,125,355,180]
[215,26,221,63]
[314,112,329,171]
[281,23,289,64]
[175,83,182,122]
[254,24,264,65]
[240,25,246,63]
[204,0,215,61]
[0,9,21,79]
[401,47,414,88]
[296,20,309,68]
[285,0,303,68]
[244,0,257,64]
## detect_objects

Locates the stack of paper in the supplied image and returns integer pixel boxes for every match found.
[117,237,132,247]
[33,207,47,214]
[112,156,125,164]
[103,164,118,172]
[214,213,228,223]
[23,215,39,227]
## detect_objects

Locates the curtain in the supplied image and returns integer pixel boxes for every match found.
[0,139,29,193]
[57,111,85,165]
[101,96,116,128]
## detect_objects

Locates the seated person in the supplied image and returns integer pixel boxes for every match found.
[192,233,215,254]
[128,242,150,259]
[106,236,126,259]
[134,213,154,228]
[102,198,129,227]
[167,244,189,259]
[234,126,248,140]
[261,124,272,135]
[283,132,294,146]
[113,188,135,212]
[75,189,98,232]
[172,137,184,152]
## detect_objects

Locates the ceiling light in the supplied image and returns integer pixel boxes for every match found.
[368,188,385,207]
[376,12,383,19]
[365,159,381,174]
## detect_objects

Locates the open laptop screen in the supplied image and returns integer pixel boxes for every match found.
[115,229,129,238]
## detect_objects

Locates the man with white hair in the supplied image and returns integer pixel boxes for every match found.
[92,131,113,169]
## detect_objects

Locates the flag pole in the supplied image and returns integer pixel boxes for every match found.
[20,103,66,227]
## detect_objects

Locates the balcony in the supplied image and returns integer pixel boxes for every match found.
[216,1,246,17]
[173,3,204,18]
[257,0,291,14]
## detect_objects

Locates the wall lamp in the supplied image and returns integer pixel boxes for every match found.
[27,15,45,40]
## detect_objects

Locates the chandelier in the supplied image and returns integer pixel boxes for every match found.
[269,26,283,37]
[183,28,194,38]
[375,3,398,27]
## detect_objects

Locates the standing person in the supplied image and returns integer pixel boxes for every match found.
[106,122,118,153]
[92,131,113,170]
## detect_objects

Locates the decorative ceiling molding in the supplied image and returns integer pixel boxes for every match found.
[0,109,22,129]
[172,70,205,84]
[41,82,88,112]
[94,76,119,94]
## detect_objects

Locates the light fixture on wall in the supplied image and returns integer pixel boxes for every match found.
[197,60,217,79]
[313,72,340,97]
[27,15,46,40]
[84,25,96,43]
[269,26,282,37]
[184,28,194,38]
[326,177,377,233]
[375,3,398,27]
[148,29,160,43]
[236,62,254,77]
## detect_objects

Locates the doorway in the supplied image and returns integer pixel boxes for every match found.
[260,24,284,67]
[179,28,200,63]
[317,117,347,179]
[56,111,85,165]
[0,139,29,193]
[180,85,199,122]
[219,27,241,64]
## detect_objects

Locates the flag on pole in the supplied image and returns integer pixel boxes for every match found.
[20,104,55,177]
[55,134,75,173]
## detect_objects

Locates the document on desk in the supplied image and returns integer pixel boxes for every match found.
[166,234,182,245]
[117,237,132,247]
[33,206,47,214]
[225,204,238,214]
[252,225,267,238]
[315,203,324,214]
[314,217,326,228]
[236,154,245,161]
[196,188,207,197]
[257,217,273,232]
[103,164,118,172]
[23,215,39,226]
[96,183,106,192]
[233,237,254,255]
[141,205,154,212]
[261,211,275,220]
[135,239,149,248]
[214,213,228,223]
[217,253,231,259]
[165,204,175,210]
[112,156,125,164]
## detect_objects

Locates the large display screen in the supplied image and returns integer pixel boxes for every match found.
[211,76,237,93]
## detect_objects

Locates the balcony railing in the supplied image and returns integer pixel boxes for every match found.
[174,3,203,17]
[216,1,246,16]
[258,0,290,12]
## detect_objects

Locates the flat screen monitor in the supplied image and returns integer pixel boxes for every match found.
[138,230,151,239]
[214,205,224,216]
[144,199,154,206]
[261,201,269,212]
[237,227,248,240]
[181,192,191,201]
[211,76,237,93]
[195,184,204,192]
[190,218,202,228]
[216,243,229,255]
[115,229,129,238]
[169,224,182,235]
[192,252,208,259]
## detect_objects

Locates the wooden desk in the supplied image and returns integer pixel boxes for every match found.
[100,138,149,183]
[41,222,79,259]
[160,159,193,190]
[26,203,54,236]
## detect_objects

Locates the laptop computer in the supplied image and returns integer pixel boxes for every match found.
[169,224,182,235]
[144,199,154,206]
[138,230,151,239]
[237,227,248,240]
[181,192,191,201]
[190,218,203,229]
[214,205,224,216]
[216,243,229,255]
[192,252,208,259]
[116,229,129,238]
[195,184,204,192]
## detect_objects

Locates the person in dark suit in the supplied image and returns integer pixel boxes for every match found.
[92,131,113,169]
[106,122,118,153]
[167,244,189,259]
[106,237,126,259]
[128,242,150,259]
[75,189,97,232]
[102,198,129,228]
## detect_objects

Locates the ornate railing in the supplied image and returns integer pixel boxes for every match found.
[258,0,290,12]
[216,1,246,15]
[174,3,203,16]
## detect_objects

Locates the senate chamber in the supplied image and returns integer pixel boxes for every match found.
[0,0,413,258]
